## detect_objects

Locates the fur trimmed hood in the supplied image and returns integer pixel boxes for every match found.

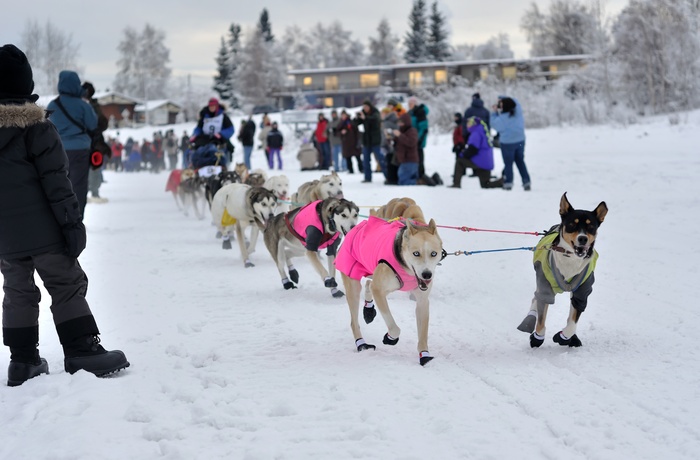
[0,102,46,129]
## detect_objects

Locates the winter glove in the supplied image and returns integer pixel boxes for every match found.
[62,222,87,258]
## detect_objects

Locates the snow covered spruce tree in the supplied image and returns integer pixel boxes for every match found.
[368,18,400,65]
[404,0,429,63]
[612,0,700,113]
[213,23,242,109]
[113,24,171,100]
[259,8,274,43]
[236,11,284,107]
[426,1,451,61]
[20,19,80,95]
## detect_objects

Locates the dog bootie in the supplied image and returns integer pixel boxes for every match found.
[324,277,338,288]
[530,331,545,348]
[63,335,130,377]
[363,300,376,324]
[281,277,296,290]
[419,351,434,366]
[288,267,299,284]
[553,332,582,347]
[517,311,537,333]
[382,333,399,346]
[331,288,345,298]
[355,338,376,352]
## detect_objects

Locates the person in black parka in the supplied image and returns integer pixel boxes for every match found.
[0,44,129,387]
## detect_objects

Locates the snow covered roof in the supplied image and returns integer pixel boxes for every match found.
[289,54,592,75]
[134,99,182,112]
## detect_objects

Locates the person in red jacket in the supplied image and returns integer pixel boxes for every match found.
[315,113,331,170]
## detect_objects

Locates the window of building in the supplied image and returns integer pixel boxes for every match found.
[548,65,558,75]
[479,67,489,80]
[434,70,447,84]
[409,71,423,88]
[303,76,312,86]
[324,76,338,90]
[360,73,380,88]
[502,66,517,80]
[323,97,334,107]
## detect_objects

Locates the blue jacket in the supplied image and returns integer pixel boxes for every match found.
[464,97,490,129]
[409,104,429,149]
[47,71,97,151]
[490,96,525,144]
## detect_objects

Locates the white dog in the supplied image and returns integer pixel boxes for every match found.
[264,175,290,214]
[210,183,278,267]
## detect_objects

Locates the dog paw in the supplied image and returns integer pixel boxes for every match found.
[363,306,377,324]
[382,333,399,346]
[324,277,338,288]
[289,269,299,284]
[215,231,222,239]
[331,288,345,298]
[530,332,545,348]
[222,239,232,250]
[553,332,582,347]
[517,313,537,333]
[244,261,255,268]
[355,338,376,352]
[282,281,296,290]
[419,351,434,366]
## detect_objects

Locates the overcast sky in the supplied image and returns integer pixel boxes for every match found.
[6,0,627,95]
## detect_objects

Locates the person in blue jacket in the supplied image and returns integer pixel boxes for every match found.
[490,96,531,191]
[47,71,97,217]
[408,96,429,178]
[190,98,235,162]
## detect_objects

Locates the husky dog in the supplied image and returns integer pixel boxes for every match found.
[263,175,291,214]
[263,198,359,297]
[210,183,278,267]
[517,193,608,348]
[336,216,443,365]
[290,171,343,208]
[205,170,241,207]
[370,197,426,224]
[169,169,205,219]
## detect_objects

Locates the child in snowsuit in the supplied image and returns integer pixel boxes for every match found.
[266,121,284,170]
[0,44,129,386]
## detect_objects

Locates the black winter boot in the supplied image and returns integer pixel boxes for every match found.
[8,346,49,387]
[63,335,130,377]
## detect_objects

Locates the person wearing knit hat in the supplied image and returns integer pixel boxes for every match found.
[0,44,129,386]
[190,96,235,164]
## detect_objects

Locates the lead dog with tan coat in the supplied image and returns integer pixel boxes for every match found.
[335,215,443,365]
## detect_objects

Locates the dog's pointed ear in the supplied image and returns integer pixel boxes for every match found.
[594,201,608,224]
[369,208,378,217]
[560,192,573,217]
[406,219,419,235]
[427,219,437,235]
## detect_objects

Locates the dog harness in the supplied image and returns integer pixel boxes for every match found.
[285,200,339,251]
[335,216,417,291]
[533,231,598,294]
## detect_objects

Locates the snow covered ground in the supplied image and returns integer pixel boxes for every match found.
[1,111,700,459]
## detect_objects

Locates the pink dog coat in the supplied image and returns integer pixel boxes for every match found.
[285,200,339,250]
[335,216,417,291]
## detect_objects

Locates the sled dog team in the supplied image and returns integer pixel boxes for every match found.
[174,167,607,366]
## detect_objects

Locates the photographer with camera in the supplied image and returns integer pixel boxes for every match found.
[491,96,531,191]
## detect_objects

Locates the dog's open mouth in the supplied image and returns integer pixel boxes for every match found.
[572,244,589,257]
[413,268,432,291]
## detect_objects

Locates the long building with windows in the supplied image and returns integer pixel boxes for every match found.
[272,54,590,109]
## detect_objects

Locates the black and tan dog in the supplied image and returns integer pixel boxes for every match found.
[517,193,608,348]
[263,197,359,297]
[205,170,241,207]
